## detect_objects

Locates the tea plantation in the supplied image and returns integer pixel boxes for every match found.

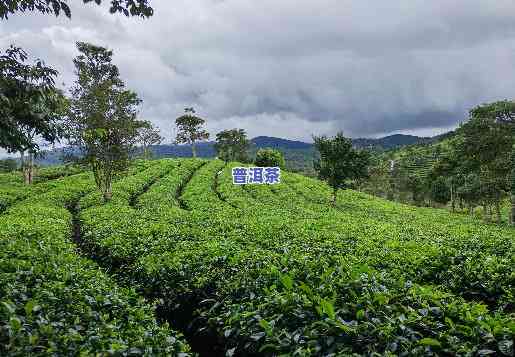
[1,159,514,356]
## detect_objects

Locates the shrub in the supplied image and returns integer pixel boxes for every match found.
[254,148,285,168]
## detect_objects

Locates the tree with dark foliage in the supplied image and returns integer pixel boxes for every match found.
[0,0,153,20]
[254,148,285,169]
[313,132,370,206]
[175,108,209,158]
[0,46,66,183]
[215,128,250,163]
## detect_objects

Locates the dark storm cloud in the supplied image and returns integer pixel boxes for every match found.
[2,0,515,144]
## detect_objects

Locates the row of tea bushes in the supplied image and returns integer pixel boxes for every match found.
[0,172,191,355]
[0,172,90,213]
[282,172,515,311]
[77,159,514,355]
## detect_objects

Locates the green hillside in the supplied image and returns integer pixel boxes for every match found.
[1,158,514,356]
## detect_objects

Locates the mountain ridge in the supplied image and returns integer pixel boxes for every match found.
[32,133,446,166]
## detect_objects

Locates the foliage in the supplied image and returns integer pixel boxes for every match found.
[363,102,515,224]
[214,128,250,163]
[430,176,450,205]
[73,158,513,356]
[313,132,370,204]
[65,42,144,202]
[175,107,209,158]
[470,100,515,126]
[0,158,17,172]
[0,46,65,156]
[254,148,286,169]
[0,0,153,20]
[0,172,190,355]
[136,120,163,159]
[511,145,515,225]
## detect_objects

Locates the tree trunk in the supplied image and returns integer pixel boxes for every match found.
[484,205,490,222]
[332,188,337,207]
[495,201,501,224]
[511,194,515,226]
[21,150,33,185]
[103,181,112,202]
[450,185,455,212]
[469,205,474,217]
[28,151,34,184]
[191,142,197,158]
[20,151,27,184]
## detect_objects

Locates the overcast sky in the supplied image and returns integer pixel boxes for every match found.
[2,0,515,151]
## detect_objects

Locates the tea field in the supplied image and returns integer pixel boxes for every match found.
[1,158,514,356]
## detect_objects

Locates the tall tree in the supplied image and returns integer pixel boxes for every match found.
[65,42,144,202]
[430,176,451,206]
[214,128,250,163]
[462,105,513,223]
[174,107,209,158]
[0,0,153,19]
[511,145,515,225]
[429,137,462,211]
[0,46,66,183]
[470,100,515,221]
[313,132,370,206]
[136,121,163,159]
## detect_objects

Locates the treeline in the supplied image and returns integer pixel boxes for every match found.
[1,39,286,202]
[362,103,515,225]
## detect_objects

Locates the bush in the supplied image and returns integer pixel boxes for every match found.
[254,148,285,168]
[0,158,17,173]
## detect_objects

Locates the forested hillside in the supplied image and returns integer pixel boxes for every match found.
[362,112,514,226]
[1,158,513,355]
[32,133,436,171]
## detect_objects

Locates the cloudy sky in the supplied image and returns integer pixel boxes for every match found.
[2,0,515,147]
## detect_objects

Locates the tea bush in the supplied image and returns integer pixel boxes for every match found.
[0,169,191,355]
[78,159,514,355]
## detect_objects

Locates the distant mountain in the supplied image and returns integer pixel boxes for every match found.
[250,136,313,150]
[250,134,434,151]
[352,134,433,150]
[34,133,447,166]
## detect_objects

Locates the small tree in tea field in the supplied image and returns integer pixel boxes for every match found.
[174,107,209,158]
[254,148,285,168]
[65,42,144,202]
[313,132,370,206]
[137,121,163,159]
[214,128,250,163]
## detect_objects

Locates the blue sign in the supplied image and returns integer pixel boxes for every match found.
[232,167,281,185]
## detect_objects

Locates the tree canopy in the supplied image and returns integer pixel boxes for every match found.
[65,42,144,201]
[254,148,285,169]
[214,128,250,163]
[175,108,209,158]
[313,132,370,205]
[0,0,153,19]
[136,120,162,159]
